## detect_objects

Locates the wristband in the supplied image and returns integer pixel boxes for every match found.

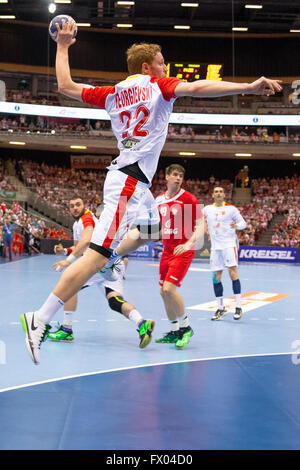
[67,253,77,264]
[64,247,73,256]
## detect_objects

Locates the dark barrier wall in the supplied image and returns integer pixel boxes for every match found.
[0,22,299,77]
[40,238,73,255]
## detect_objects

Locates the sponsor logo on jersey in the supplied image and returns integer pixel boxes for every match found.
[121,137,140,149]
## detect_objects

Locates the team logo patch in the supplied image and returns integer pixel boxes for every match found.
[121,137,140,149]
[187,291,291,313]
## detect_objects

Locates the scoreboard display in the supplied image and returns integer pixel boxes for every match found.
[166,63,223,82]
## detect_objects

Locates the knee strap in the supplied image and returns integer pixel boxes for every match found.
[108,295,126,314]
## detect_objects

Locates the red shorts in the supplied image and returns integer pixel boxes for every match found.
[159,250,195,287]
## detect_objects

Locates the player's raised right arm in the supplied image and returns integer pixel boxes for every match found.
[55,19,85,101]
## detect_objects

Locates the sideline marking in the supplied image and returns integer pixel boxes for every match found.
[0,351,295,393]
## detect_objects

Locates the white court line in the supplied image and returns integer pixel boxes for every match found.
[188,267,211,272]
[88,319,97,322]
[0,351,295,394]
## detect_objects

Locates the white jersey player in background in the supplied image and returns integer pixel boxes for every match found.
[203,187,247,321]
[20,17,282,364]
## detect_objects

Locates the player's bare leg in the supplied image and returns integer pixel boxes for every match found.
[20,248,108,363]
[105,225,160,269]
[105,290,155,348]
[52,249,107,302]
[156,281,193,347]
[160,281,185,320]
[228,266,242,320]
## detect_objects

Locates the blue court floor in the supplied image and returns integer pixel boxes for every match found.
[0,255,300,450]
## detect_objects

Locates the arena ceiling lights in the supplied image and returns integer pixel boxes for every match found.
[235,153,252,157]
[181,3,199,7]
[244,4,263,9]
[1,1,299,34]
[8,141,26,145]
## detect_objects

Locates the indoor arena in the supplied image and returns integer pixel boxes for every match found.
[0,0,300,454]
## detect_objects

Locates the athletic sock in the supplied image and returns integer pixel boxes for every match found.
[178,315,189,328]
[232,279,242,308]
[129,309,144,327]
[37,292,64,324]
[63,311,74,329]
[235,294,241,308]
[217,296,224,309]
[213,281,224,309]
[170,320,179,332]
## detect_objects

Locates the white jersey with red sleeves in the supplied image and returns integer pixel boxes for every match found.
[156,189,202,253]
[82,74,182,183]
[203,202,247,250]
[73,209,97,243]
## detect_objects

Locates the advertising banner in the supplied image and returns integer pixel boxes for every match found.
[1,101,300,126]
[238,245,299,264]
[128,242,163,259]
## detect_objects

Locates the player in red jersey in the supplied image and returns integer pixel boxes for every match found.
[155,164,203,348]
[20,17,283,364]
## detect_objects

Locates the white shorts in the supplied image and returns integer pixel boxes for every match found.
[90,170,151,251]
[210,246,239,272]
[134,189,160,227]
[83,260,125,296]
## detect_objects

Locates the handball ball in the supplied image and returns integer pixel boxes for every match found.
[49,15,77,42]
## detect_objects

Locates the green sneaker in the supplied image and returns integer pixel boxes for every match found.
[175,326,194,349]
[47,326,74,342]
[155,330,182,344]
[138,320,155,349]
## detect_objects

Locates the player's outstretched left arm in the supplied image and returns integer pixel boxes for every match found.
[174,76,282,98]
[55,19,87,101]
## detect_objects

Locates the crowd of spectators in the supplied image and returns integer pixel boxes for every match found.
[0,160,15,192]
[271,208,300,247]
[0,199,70,258]
[6,89,59,106]
[17,160,104,217]
[237,202,277,245]
[2,158,300,249]
[2,113,299,145]
[251,175,300,247]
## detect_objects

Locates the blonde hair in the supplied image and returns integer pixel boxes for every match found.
[126,43,162,75]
